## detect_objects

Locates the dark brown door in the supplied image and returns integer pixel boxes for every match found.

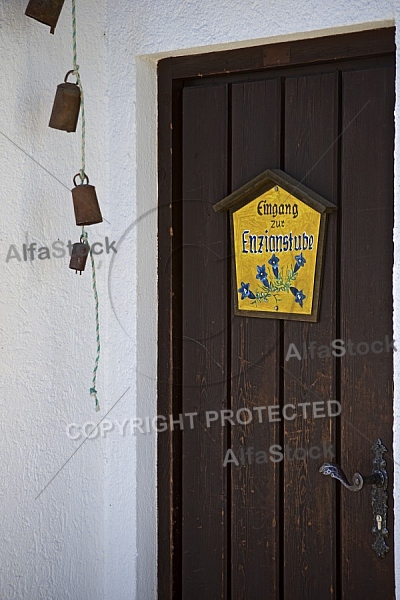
[158,28,395,600]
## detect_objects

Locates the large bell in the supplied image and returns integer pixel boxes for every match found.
[25,0,65,34]
[71,174,103,226]
[49,71,81,133]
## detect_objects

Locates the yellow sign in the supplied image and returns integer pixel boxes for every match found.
[214,170,336,321]
[233,185,320,315]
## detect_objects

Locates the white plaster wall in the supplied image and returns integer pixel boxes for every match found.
[0,0,399,599]
[0,1,108,599]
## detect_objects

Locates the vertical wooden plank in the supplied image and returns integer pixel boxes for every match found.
[341,65,395,599]
[230,79,281,600]
[231,79,281,187]
[157,58,176,600]
[283,72,338,599]
[181,84,228,598]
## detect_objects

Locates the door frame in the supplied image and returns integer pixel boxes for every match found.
[156,27,396,598]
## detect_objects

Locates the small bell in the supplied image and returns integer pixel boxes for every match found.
[49,71,81,133]
[69,240,89,274]
[25,0,65,34]
[71,173,103,226]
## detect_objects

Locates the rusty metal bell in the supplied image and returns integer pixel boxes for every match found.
[69,240,89,274]
[49,71,81,133]
[71,174,103,226]
[25,0,65,34]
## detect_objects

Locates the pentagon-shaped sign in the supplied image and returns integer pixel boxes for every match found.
[214,169,336,321]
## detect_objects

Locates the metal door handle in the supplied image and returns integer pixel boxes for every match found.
[319,439,389,558]
[319,462,384,492]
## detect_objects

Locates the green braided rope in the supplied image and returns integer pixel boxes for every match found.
[81,227,101,412]
[72,0,101,412]
[71,0,85,183]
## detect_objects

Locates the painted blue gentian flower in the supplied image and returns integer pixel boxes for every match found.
[238,282,255,300]
[294,252,306,273]
[268,254,280,278]
[290,287,306,308]
[256,264,270,288]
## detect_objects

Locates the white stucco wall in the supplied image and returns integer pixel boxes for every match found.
[0,1,399,599]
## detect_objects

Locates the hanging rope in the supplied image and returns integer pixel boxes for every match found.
[81,228,101,412]
[72,0,101,412]
[71,0,85,183]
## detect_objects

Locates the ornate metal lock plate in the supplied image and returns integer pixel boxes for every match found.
[319,438,389,558]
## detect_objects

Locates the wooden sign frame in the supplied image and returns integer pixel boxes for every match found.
[213,169,337,322]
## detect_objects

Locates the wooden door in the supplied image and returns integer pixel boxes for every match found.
[158,28,395,599]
